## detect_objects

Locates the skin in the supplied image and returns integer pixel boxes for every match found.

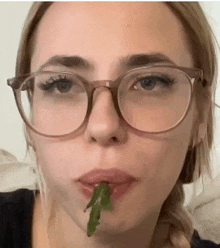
[29,2,209,248]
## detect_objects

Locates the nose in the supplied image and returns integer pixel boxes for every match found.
[84,87,127,146]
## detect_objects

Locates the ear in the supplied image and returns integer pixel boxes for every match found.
[25,127,36,151]
[198,120,208,141]
[195,93,211,145]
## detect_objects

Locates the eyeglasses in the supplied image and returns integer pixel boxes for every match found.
[7,64,206,137]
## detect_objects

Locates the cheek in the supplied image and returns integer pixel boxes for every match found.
[143,106,196,201]
[144,142,187,197]
[148,147,185,200]
[33,139,72,187]
[32,136,90,189]
[127,140,190,226]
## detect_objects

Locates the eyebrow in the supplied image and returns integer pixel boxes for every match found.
[38,53,175,71]
[121,53,176,69]
[39,55,94,71]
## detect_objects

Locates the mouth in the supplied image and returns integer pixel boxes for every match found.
[76,168,139,200]
[79,181,137,200]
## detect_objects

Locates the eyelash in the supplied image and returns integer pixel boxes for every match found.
[39,75,70,91]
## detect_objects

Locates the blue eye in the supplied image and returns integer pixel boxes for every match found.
[55,78,72,93]
[138,76,172,90]
[39,76,73,93]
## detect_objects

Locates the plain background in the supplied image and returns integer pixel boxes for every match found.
[0,1,220,177]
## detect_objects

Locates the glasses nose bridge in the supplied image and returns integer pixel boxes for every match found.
[92,79,115,89]
[90,79,122,118]
[91,79,117,99]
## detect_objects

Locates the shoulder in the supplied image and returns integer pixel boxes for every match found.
[0,188,34,213]
[191,232,220,248]
[0,189,35,247]
[0,188,34,201]
[0,188,35,224]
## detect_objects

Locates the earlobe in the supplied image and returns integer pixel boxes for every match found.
[27,138,36,151]
[192,120,208,147]
[26,128,36,151]
[195,95,211,145]
[197,122,208,142]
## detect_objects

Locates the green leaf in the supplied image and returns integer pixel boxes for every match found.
[100,196,111,209]
[84,181,112,212]
[84,184,104,212]
[84,181,112,237]
[100,186,112,209]
[87,203,101,237]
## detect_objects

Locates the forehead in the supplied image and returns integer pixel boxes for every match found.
[31,2,193,74]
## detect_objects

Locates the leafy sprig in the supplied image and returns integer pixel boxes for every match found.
[84,181,112,237]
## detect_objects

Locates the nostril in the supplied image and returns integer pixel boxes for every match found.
[111,137,117,142]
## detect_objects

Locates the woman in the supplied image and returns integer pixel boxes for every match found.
[1,2,220,248]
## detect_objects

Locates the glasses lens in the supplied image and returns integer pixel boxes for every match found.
[20,72,88,136]
[118,67,192,132]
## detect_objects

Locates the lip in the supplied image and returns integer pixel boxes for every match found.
[79,180,137,200]
[76,168,139,200]
[76,168,138,184]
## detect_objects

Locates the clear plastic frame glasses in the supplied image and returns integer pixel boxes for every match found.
[7,64,206,137]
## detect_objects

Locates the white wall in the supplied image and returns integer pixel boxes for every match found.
[0,2,220,177]
[0,2,33,161]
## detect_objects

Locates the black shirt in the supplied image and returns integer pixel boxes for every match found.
[0,189,219,248]
[0,189,33,248]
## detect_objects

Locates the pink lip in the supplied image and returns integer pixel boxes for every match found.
[77,168,137,184]
[76,168,139,200]
[79,181,137,200]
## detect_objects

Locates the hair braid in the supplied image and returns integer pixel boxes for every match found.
[151,181,193,248]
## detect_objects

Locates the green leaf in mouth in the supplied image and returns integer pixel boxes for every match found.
[84,181,112,237]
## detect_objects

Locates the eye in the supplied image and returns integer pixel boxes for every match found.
[55,78,72,93]
[136,76,171,91]
[39,75,74,93]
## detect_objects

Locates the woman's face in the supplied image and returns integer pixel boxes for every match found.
[30,2,198,235]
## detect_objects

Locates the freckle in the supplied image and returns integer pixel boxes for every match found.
[125,24,132,28]
[123,23,132,31]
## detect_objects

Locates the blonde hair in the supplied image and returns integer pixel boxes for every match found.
[15,2,218,248]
